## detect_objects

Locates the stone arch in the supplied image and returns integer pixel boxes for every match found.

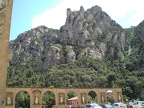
[41,89,56,96]
[67,90,78,107]
[15,90,30,108]
[67,90,78,98]
[42,90,55,108]
[66,89,79,95]
[106,89,115,104]
[5,87,123,107]
[88,90,97,103]
[14,89,31,98]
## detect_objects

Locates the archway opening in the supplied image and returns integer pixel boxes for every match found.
[106,90,114,104]
[42,91,55,108]
[15,91,30,108]
[67,91,78,107]
[88,91,97,103]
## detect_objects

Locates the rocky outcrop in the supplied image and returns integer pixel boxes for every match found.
[59,5,125,60]
[38,44,61,70]
[9,26,59,64]
[9,5,126,70]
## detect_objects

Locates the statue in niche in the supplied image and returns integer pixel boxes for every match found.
[101,95,104,102]
[0,0,6,9]
[60,95,63,103]
[7,96,11,105]
[118,94,121,101]
[35,96,38,104]
[82,94,85,103]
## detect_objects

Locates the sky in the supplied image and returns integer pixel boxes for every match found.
[10,0,144,40]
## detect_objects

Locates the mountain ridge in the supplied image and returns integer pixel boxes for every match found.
[8,5,144,100]
[9,5,125,70]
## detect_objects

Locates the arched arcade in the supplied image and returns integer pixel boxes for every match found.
[6,87,123,108]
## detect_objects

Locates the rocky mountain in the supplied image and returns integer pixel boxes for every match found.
[8,5,144,100]
[10,26,59,69]
[9,5,125,70]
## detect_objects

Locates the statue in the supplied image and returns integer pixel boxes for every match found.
[101,95,104,102]
[118,94,121,101]
[60,96,63,103]
[0,0,6,8]
[82,95,85,103]
[35,96,38,104]
[7,96,11,105]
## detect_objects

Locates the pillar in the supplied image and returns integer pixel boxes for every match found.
[0,0,13,107]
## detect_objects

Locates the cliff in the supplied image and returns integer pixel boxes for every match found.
[9,5,125,70]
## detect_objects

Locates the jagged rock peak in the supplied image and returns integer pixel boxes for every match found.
[79,6,85,12]
[32,25,48,29]
[67,8,72,16]
[59,4,125,61]
[9,5,126,70]
[14,25,49,42]
[90,5,102,12]
[87,5,102,15]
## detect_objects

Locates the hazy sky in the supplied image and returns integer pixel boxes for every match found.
[10,0,144,40]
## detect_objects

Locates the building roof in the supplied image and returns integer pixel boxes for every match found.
[67,97,78,101]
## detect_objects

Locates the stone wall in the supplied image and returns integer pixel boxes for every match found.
[0,0,13,107]
[6,87,123,108]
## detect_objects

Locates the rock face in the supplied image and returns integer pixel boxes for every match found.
[9,5,125,70]
[10,26,59,70]
[59,5,125,60]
